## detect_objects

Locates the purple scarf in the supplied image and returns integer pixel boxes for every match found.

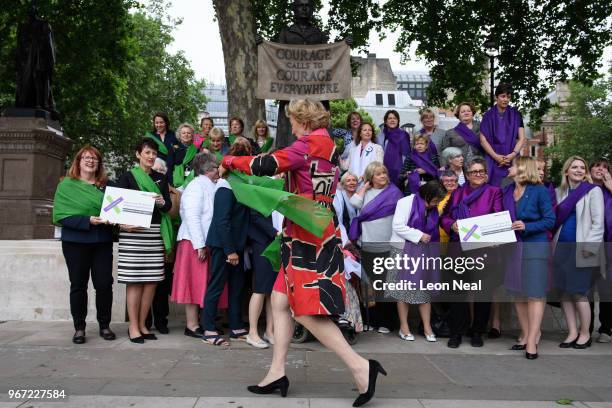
[554,182,597,232]
[348,183,404,241]
[480,105,522,186]
[419,128,439,155]
[544,181,557,207]
[407,150,440,194]
[502,182,522,243]
[451,184,489,220]
[399,194,441,284]
[454,122,481,151]
[383,127,410,185]
[602,187,612,281]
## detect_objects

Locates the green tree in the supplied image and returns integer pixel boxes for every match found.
[330,98,374,130]
[382,0,612,122]
[547,79,612,178]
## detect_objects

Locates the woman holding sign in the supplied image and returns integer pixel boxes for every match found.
[553,156,604,350]
[117,138,173,344]
[53,146,115,344]
[221,99,385,407]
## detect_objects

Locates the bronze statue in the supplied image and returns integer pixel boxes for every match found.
[15,2,56,113]
[274,0,330,148]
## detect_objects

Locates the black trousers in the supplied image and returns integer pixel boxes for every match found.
[146,262,173,329]
[361,250,398,331]
[201,247,246,331]
[448,301,491,337]
[61,241,114,331]
[599,302,612,335]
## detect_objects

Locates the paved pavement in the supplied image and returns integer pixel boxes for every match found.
[1,320,612,407]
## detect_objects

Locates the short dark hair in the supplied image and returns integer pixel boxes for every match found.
[383,110,400,125]
[346,111,362,129]
[590,158,610,170]
[152,112,171,133]
[200,117,214,127]
[419,180,447,203]
[495,83,513,97]
[464,156,488,174]
[229,117,245,134]
[136,138,159,153]
[454,102,476,119]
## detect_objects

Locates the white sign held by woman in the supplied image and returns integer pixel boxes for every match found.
[99,186,156,228]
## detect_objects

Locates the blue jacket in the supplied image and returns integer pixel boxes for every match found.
[205,180,249,255]
[515,184,556,243]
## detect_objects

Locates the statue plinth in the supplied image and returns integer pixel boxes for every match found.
[0,111,72,239]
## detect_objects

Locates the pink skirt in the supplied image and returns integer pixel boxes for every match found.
[171,240,228,308]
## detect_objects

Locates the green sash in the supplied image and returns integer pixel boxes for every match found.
[213,150,223,162]
[259,137,274,153]
[52,178,104,225]
[228,134,237,145]
[172,144,197,188]
[144,132,169,156]
[130,167,175,252]
[262,234,282,272]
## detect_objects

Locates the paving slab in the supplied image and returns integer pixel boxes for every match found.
[420,400,579,408]
[583,403,612,408]
[309,398,424,408]
[18,396,198,408]
[193,397,309,407]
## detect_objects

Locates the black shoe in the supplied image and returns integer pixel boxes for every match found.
[156,325,169,334]
[352,359,387,407]
[471,334,484,347]
[510,344,526,350]
[447,335,462,348]
[572,338,592,349]
[99,328,116,341]
[488,328,501,339]
[142,333,158,340]
[247,376,289,397]
[559,336,578,348]
[72,330,86,344]
[127,330,144,344]
[184,327,203,339]
[525,351,538,360]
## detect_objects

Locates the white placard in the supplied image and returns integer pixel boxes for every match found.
[457,210,516,250]
[99,186,156,228]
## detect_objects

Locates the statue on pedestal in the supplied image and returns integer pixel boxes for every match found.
[15,1,56,114]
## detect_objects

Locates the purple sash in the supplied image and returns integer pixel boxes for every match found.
[454,122,481,151]
[348,184,404,241]
[407,151,439,194]
[451,184,489,220]
[603,187,612,281]
[480,105,522,186]
[418,128,440,156]
[554,182,597,232]
[398,194,440,285]
[383,127,410,185]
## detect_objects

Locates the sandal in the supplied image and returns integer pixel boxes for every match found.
[202,334,229,346]
[230,329,248,341]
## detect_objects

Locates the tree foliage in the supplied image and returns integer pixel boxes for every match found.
[330,98,374,130]
[547,78,612,177]
[382,0,612,121]
[0,0,206,174]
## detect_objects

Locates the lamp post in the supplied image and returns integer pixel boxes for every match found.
[484,39,498,107]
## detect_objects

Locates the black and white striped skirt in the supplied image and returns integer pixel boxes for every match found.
[117,224,165,284]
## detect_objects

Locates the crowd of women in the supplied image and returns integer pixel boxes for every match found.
[52,84,610,404]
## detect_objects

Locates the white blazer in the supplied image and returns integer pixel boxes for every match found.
[390,195,424,249]
[347,141,384,179]
[176,175,216,250]
[553,186,605,267]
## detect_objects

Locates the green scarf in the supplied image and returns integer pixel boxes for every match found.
[259,137,274,153]
[130,167,175,252]
[262,234,282,272]
[228,134,237,145]
[213,150,223,162]
[52,178,104,225]
[144,132,169,156]
[172,144,197,188]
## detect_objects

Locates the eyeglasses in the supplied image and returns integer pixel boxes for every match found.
[467,170,486,176]
[81,156,99,163]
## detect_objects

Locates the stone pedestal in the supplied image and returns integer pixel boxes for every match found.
[0,112,72,239]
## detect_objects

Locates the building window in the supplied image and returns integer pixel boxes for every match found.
[375,94,383,106]
[530,145,537,157]
[388,94,396,106]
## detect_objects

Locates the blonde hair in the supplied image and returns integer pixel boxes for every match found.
[514,156,541,185]
[177,122,195,135]
[363,161,388,185]
[419,108,436,122]
[559,155,593,193]
[252,119,270,139]
[285,99,330,130]
[209,127,225,140]
[412,134,430,148]
[340,171,358,185]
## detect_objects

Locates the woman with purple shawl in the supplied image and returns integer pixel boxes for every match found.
[503,157,555,359]
[349,162,404,333]
[398,134,440,195]
[589,159,612,343]
[386,181,447,342]
[380,110,411,186]
[415,108,445,153]
[479,84,526,187]
[440,157,503,349]
[441,102,483,166]
[553,156,604,350]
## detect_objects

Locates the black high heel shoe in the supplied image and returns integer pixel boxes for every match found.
[247,376,289,397]
[127,330,144,344]
[353,360,387,407]
[559,336,578,348]
[510,344,526,350]
[572,337,592,349]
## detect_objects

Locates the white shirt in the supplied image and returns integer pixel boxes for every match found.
[176,175,216,250]
[347,141,384,179]
[390,195,424,249]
